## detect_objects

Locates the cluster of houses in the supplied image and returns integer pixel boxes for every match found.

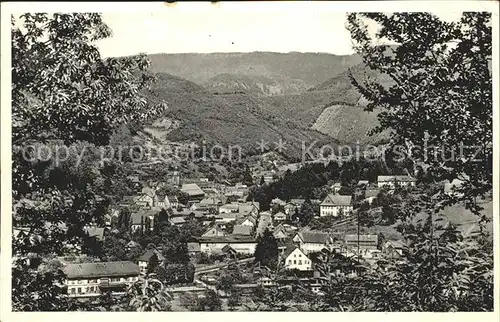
[62,261,140,297]
[317,175,417,217]
[59,174,416,298]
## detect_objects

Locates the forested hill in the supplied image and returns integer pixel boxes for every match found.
[148,52,362,89]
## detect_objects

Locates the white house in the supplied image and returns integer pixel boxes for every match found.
[377,175,417,189]
[135,189,156,208]
[319,194,353,217]
[63,261,140,297]
[235,216,257,227]
[202,224,226,238]
[281,247,313,271]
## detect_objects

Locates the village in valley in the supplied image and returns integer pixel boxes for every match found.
[21,149,489,311]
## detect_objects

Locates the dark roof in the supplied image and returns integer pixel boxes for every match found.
[232,225,253,236]
[137,249,165,262]
[296,231,335,244]
[221,244,237,253]
[282,246,307,259]
[320,194,352,206]
[63,261,139,279]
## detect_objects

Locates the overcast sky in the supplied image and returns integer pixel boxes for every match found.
[96,4,465,58]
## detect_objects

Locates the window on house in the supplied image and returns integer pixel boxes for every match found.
[77,287,82,294]
[77,280,83,284]
[288,260,292,264]
[70,288,75,294]
[298,260,302,265]
[293,260,296,264]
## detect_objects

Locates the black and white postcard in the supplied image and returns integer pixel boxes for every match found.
[1,1,499,321]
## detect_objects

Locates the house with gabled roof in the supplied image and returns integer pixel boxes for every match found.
[238,201,260,217]
[169,216,186,226]
[281,246,313,271]
[320,194,353,217]
[292,231,338,254]
[202,224,227,238]
[181,183,206,201]
[135,187,157,209]
[137,249,166,275]
[273,224,288,240]
[235,215,257,227]
[344,234,379,256]
[383,240,405,259]
[284,199,306,215]
[221,244,238,258]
